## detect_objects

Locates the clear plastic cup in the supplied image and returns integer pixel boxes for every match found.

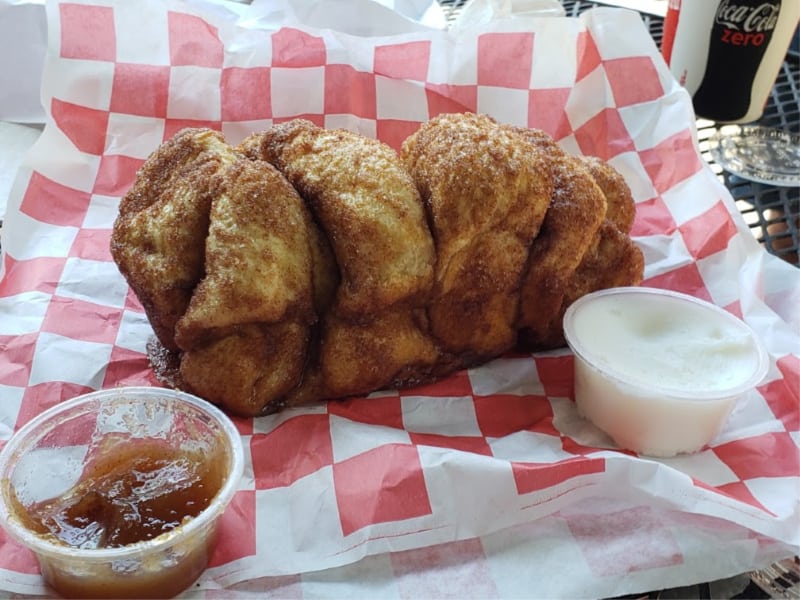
[563,287,769,457]
[0,387,244,599]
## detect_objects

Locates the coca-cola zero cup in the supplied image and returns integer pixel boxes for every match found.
[662,0,800,123]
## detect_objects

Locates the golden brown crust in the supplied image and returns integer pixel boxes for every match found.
[179,322,308,416]
[564,221,645,303]
[247,119,436,319]
[514,137,642,350]
[110,128,236,350]
[165,157,317,415]
[401,113,553,358]
[317,309,442,398]
[580,155,636,233]
[514,130,607,350]
[237,120,448,410]
[174,158,315,349]
[237,130,341,317]
[112,115,645,416]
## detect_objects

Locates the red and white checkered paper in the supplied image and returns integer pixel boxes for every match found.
[0,0,798,596]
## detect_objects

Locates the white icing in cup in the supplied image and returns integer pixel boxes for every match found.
[562,287,769,457]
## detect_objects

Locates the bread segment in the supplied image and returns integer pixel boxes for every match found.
[111,114,644,416]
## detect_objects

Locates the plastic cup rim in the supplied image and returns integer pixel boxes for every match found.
[563,286,770,401]
[0,386,244,562]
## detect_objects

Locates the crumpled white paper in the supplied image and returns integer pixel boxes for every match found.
[0,0,446,123]
[450,0,565,29]
[0,0,797,597]
[279,0,448,32]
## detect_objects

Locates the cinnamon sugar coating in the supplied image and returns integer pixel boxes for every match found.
[111,114,643,416]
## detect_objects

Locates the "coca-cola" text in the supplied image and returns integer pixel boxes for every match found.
[715,0,780,32]
[715,0,779,47]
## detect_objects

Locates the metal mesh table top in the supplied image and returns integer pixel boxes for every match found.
[439,0,800,266]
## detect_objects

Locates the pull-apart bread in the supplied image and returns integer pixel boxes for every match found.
[111,113,644,417]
